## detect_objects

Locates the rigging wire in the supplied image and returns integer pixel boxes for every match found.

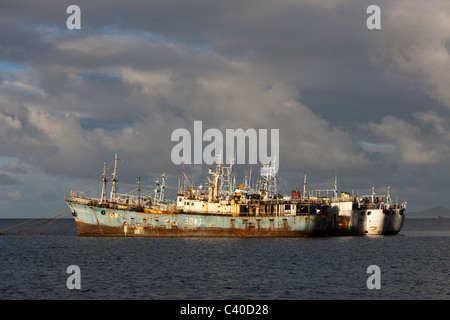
[0,207,70,235]
[9,209,70,235]
[0,206,68,232]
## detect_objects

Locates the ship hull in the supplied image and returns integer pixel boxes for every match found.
[329,201,406,235]
[383,208,405,235]
[329,201,359,236]
[354,208,405,235]
[67,202,331,237]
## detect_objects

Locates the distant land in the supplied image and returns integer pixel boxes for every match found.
[407,206,450,218]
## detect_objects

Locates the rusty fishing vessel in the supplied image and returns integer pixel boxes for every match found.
[65,154,340,237]
[65,154,406,237]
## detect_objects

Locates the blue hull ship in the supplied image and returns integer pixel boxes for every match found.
[66,201,331,237]
[65,154,405,237]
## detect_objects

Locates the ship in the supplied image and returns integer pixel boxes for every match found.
[65,154,406,237]
[295,177,406,235]
[351,186,406,235]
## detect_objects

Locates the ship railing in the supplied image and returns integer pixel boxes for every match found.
[384,202,406,210]
[354,199,406,210]
[65,190,98,202]
[329,197,354,203]
[308,189,338,198]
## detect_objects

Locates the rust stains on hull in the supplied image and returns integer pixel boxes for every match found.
[327,215,356,236]
[68,201,334,237]
[75,221,328,237]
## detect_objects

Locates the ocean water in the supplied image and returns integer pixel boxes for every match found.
[0,217,449,300]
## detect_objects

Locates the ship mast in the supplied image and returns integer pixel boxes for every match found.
[160,172,167,202]
[110,153,118,202]
[100,162,108,203]
[137,175,141,206]
[334,176,338,200]
[302,173,307,200]
[207,151,223,201]
[180,161,184,193]
[208,165,221,201]
[153,172,168,204]
[154,177,160,201]
[220,154,235,196]
[260,156,277,199]
[386,185,392,204]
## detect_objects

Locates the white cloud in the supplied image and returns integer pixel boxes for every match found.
[370,0,450,108]
[367,115,444,164]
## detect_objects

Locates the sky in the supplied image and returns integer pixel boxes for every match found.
[1,0,450,217]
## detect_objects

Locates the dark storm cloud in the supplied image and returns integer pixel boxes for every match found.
[0,173,18,185]
[1,0,450,213]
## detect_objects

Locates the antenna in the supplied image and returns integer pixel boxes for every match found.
[180,162,184,193]
[334,167,338,199]
[137,175,141,206]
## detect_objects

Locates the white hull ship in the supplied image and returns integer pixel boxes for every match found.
[308,179,406,235]
[352,186,406,235]
[331,186,405,235]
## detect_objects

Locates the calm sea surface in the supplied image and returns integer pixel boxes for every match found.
[0,217,449,300]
